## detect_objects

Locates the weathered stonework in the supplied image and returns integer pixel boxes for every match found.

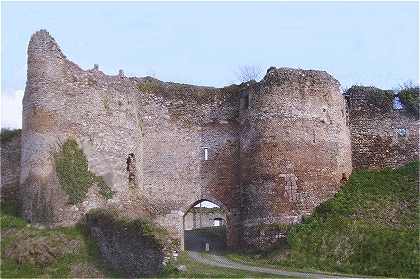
[1,134,21,201]
[18,29,413,251]
[20,30,245,249]
[85,209,179,277]
[346,86,419,169]
[239,69,352,246]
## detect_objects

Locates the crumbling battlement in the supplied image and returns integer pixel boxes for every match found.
[346,86,419,169]
[13,29,415,250]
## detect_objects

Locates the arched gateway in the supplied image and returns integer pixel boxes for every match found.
[183,199,229,251]
[19,30,352,250]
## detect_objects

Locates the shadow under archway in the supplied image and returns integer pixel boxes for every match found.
[183,199,227,253]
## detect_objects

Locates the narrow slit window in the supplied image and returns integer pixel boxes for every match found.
[393,96,404,110]
[204,148,209,160]
[397,128,408,137]
[240,91,249,110]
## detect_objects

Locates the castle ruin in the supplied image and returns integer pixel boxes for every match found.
[1,30,418,250]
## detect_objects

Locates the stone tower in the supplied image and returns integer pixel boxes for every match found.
[239,68,352,246]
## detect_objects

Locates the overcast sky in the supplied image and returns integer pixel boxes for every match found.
[1,1,419,129]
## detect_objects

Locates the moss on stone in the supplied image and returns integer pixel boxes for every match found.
[54,139,114,204]
[86,208,170,243]
[94,176,114,200]
[137,78,163,94]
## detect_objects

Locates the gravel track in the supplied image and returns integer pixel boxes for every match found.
[187,251,362,278]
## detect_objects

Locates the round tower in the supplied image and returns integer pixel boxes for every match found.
[239,67,352,248]
[20,30,69,224]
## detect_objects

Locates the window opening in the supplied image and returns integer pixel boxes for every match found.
[204,148,209,160]
[397,128,408,137]
[393,96,404,110]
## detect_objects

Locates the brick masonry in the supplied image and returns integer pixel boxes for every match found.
[5,30,416,250]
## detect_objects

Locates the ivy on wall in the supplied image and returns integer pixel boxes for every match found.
[54,138,114,204]
[398,86,419,118]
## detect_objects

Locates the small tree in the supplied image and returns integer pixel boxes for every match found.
[235,65,263,83]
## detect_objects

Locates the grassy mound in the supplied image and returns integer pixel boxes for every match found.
[287,162,418,277]
[0,202,118,278]
[228,162,419,277]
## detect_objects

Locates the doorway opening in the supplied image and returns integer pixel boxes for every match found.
[183,200,227,252]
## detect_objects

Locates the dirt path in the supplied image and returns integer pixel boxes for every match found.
[187,251,360,278]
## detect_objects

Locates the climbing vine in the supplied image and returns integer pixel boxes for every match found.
[398,86,419,118]
[54,138,114,204]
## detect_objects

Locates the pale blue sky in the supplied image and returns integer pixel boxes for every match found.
[1,1,419,128]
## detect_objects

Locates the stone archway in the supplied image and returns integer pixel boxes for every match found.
[182,198,231,252]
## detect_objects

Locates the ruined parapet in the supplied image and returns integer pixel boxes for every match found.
[240,67,352,248]
[346,86,419,169]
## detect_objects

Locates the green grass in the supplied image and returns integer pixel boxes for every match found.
[226,161,419,278]
[224,252,368,278]
[0,201,119,278]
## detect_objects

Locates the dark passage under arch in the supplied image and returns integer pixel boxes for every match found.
[183,200,227,252]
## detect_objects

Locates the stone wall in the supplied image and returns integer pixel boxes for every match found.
[85,209,179,277]
[346,86,419,169]
[1,134,21,201]
[239,68,352,248]
[136,80,241,247]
